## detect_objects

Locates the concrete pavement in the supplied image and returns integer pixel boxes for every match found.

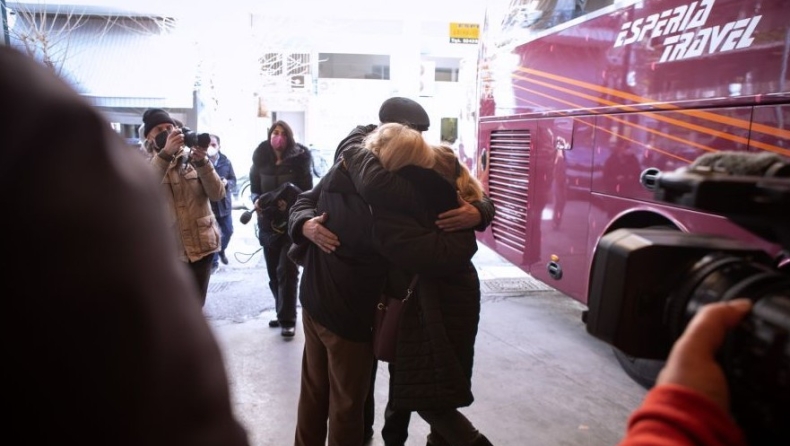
[204,210,647,446]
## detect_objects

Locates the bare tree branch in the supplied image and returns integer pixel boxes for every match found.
[7,2,173,75]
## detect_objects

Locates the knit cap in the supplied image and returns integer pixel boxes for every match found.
[141,108,175,138]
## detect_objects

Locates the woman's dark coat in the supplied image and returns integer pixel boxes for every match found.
[249,140,313,207]
[342,142,483,412]
[249,139,313,245]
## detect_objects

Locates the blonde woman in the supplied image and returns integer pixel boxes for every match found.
[361,139,492,446]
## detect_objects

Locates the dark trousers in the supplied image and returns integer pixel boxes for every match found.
[295,310,374,446]
[380,362,413,446]
[212,212,234,266]
[185,254,213,307]
[262,234,298,327]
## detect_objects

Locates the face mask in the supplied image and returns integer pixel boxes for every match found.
[208,147,219,157]
[271,134,285,150]
[154,130,169,151]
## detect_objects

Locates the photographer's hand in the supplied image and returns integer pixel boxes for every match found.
[191,144,208,162]
[163,130,184,156]
[657,298,753,411]
[303,212,339,254]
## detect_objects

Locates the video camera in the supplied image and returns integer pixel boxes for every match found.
[585,154,790,445]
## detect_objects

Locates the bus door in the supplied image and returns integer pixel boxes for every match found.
[530,116,594,300]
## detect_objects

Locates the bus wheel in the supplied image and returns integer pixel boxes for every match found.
[613,348,664,389]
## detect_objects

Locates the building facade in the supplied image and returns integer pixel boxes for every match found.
[6,1,484,168]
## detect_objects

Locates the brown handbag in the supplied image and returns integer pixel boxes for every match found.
[372,275,419,363]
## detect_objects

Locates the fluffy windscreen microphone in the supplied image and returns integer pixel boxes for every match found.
[689,152,790,177]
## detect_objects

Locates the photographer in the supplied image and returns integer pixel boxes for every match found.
[620,299,751,446]
[143,108,226,307]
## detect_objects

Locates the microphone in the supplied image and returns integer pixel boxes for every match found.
[689,152,790,177]
[240,209,255,225]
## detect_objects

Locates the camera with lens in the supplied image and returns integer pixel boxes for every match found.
[585,155,790,445]
[181,127,211,149]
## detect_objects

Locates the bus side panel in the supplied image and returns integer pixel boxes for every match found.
[478,117,596,301]
[528,117,594,301]
[752,105,790,157]
[591,107,754,201]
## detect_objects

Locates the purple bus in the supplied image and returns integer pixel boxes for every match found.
[470,0,789,382]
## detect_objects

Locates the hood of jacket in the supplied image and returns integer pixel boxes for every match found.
[333,124,377,162]
[396,166,457,216]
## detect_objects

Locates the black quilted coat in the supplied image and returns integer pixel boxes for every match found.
[348,158,482,412]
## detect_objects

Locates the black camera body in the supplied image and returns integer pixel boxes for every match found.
[586,164,790,444]
[181,127,211,149]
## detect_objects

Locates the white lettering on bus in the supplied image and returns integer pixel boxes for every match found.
[615,0,714,47]
[614,0,761,64]
[659,16,761,62]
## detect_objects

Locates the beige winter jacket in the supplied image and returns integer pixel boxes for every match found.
[151,150,226,262]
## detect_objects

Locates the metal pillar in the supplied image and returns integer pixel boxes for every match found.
[2,0,9,46]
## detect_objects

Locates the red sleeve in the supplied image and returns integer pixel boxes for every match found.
[619,384,746,446]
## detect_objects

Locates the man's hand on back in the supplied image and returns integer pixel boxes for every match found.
[303,212,340,253]
[435,194,482,232]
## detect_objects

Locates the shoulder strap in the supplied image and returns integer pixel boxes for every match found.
[404,274,419,301]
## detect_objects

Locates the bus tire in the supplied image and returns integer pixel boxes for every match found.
[613,347,664,390]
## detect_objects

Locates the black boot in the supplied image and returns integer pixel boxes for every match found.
[470,433,493,446]
[426,432,451,446]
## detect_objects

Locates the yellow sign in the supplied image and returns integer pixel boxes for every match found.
[449,23,479,44]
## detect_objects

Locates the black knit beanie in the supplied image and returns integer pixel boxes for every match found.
[142,108,175,138]
[378,97,430,132]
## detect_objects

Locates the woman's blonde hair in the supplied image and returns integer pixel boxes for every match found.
[363,123,434,171]
[432,144,484,203]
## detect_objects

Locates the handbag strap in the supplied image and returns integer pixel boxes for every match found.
[403,274,419,302]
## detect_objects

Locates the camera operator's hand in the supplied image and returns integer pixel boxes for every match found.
[303,212,339,254]
[163,129,184,157]
[657,298,753,412]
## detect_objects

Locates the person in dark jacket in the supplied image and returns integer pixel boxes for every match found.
[1,46,249,446]
[332,97,496,445]
[250,120,313,337]
[208,134,237,273]
[361,127,494,446]
[288,124,477,446]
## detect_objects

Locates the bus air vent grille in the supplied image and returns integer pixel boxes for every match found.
[488,129,530,254]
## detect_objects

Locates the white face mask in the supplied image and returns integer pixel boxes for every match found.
[208,147,219,157]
